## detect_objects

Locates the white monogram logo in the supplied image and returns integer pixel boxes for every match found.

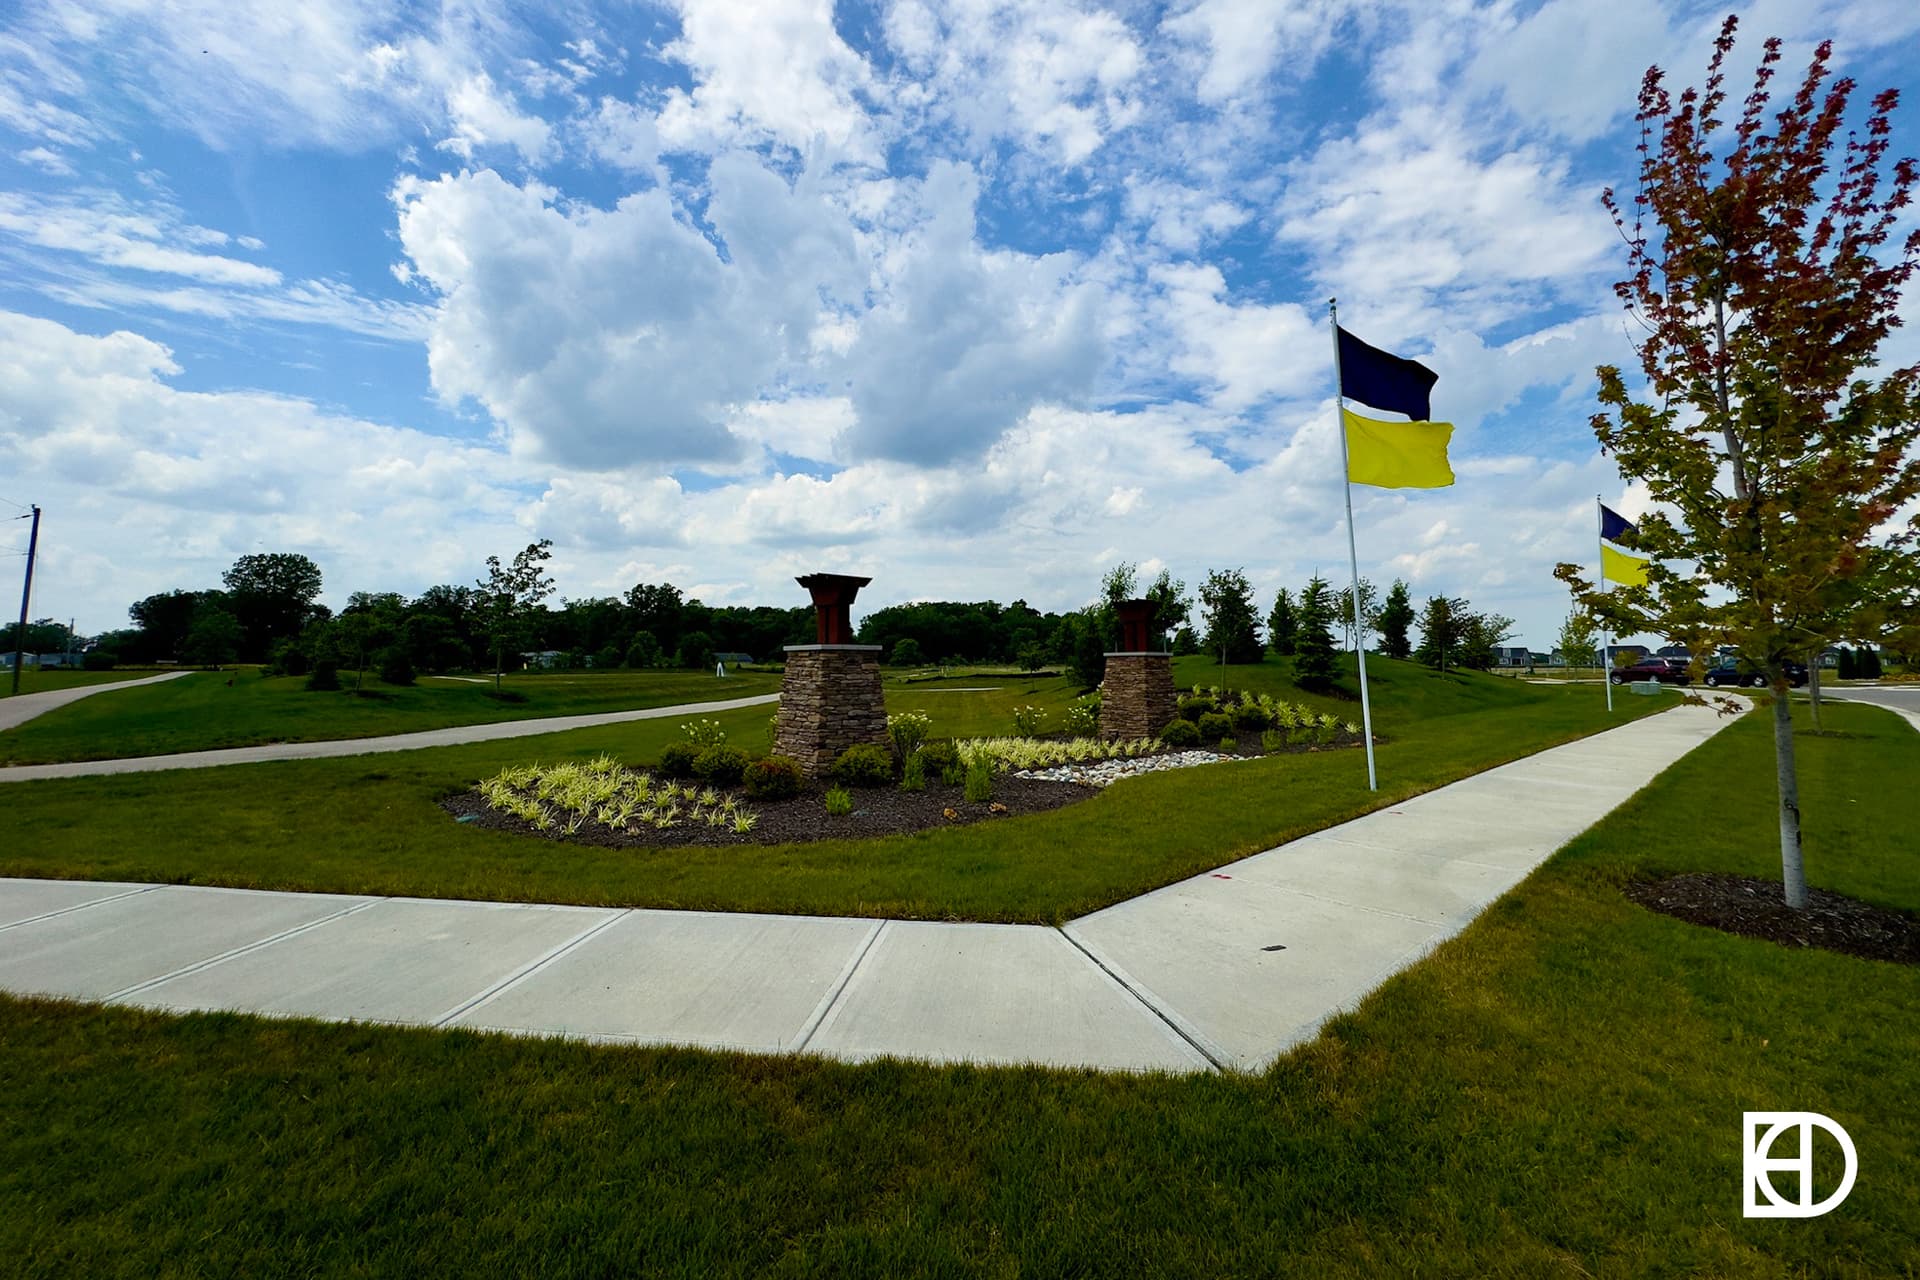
[1743,1112,1858,1218]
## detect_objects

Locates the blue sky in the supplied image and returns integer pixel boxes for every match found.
[2,0,1917,648]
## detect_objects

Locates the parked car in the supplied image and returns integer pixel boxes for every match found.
[1610,657,1692,686]
[1702,657,1809,688]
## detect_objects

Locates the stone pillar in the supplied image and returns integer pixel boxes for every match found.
[775,574,888,778]
[775,645,889,777]
[1100,651,1177,740]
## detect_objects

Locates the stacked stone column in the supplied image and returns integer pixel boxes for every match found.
[774,644,889,777]
[774,573,890,778]
[1098,598,1177,740]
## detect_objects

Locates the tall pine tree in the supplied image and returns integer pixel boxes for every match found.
[1267,588,1297,656]
[1293,576,1338,692]
[1376,580,1415,660]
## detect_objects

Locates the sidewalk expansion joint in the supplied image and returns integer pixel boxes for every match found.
[1055,926,1228,1074]
[104,897,383,1001]
[0,883,161,934]
[789,918,888,1056]
[430,908,632,1028]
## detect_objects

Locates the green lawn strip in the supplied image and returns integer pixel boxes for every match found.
[2,673,1670,923]
[0,668,781,765]
[2,702,1912,1277]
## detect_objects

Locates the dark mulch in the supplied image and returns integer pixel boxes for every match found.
[1624,873,1920,966]
[441,775,1099,849]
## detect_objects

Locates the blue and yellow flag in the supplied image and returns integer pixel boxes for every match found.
[1601,543,1651,586]
[1342,408,1454,489]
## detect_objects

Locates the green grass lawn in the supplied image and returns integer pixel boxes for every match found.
[3,700,1912,1277]
[1,659,1669,922]
[0,666,781,765]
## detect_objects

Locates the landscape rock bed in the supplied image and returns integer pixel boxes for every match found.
[442,775,1097,848]
[1624,872,1919,965]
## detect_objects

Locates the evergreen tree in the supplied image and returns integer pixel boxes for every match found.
[1293,576,1338,691]
[1376,580,1415,660]
[1266,588,1297,656]
[1414,595,1465,673]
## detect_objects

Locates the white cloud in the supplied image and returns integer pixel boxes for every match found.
[839,161,1106,464]
[1161,0,1355,107]
[1151,262,1319,411]
[393,168,768,467]
[437,72,552,164]
[0,309,520,624]
[0,191,279,286]
[883,0,1145,166]
[655,0,878,157]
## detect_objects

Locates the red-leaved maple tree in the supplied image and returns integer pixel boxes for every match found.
[1557,16,1920,908]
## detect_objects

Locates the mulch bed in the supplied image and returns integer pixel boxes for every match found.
[441,775,1099,849]
[1624,873,1920,965]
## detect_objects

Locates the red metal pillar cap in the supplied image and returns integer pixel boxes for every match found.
[796,574,872,645]
[1114,598,1156,652]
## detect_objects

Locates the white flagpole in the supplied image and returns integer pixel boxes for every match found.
[1599,494,1614,712]
[1330,299,1378,791]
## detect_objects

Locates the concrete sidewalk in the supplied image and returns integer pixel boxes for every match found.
[0,670,194,732]
[0,692,781,782]
[0,702,1739,1074]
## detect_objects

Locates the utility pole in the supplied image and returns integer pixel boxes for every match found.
[11,505,40,696]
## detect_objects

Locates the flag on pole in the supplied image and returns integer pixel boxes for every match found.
[1342,408,1455,489]
[1601,543,1651,586]
[1337,325,1438,420]
[1598,503,1638,546]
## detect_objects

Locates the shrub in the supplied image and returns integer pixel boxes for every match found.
[681,719,727,750]
[1230,701,1270,731]
[305,659,341,692]
[1062,693,1101,736]
[594,644,623,671]
[824,786,854,817]
[887,711,932,760]
[1261,729,1286,752]
[829,743,895,788]
[1177,694,1215,722]
[1159,719,1200,748]
[742,755,802,800]
[378,648,416,687]
[1012,704,1046,736]
[963,756,993,803]
[919,740,961,778]
[1218,736,1237,751]
[900,750,927,792]
[82,650,117,671]
[693,745,750,786]
[658,742,700,779]
[1196,711,1234,741]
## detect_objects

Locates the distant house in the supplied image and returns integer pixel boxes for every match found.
[519,650,568,670]
[1600,643,1649,667]
[1656,644,1690,658]
[1,652,75,670]
[1492,646,1532,668]
[713,652,754,669]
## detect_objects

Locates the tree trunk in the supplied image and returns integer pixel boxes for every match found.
[1771,688,1808,909]
[1806,657,1823,731]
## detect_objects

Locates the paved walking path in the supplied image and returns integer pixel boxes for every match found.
[0,702,1741,1073]
[0,670,195,732]
[0,692,781,782]
[1825,685,1920,733]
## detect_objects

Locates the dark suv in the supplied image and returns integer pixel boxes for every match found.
[1702,657,1810,689]
[1610,657,1692,686]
